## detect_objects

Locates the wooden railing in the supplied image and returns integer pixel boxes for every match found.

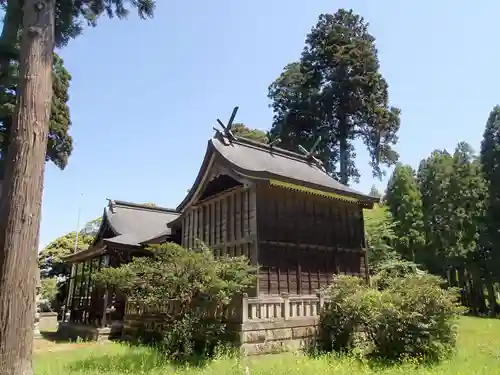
[125,293,328,324]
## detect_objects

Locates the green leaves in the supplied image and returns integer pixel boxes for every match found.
[385,164,425,262]
[268,9,400,185]
[319,274,464,361]
[415,145,486,275]
[363,204,399,271]
[480,106,500,281]
[0,0,157,172]
[93,242,256,308]
[0,53,73,175]
[53,0,157,47]
[231,123,268,144]
[39,223,97,279]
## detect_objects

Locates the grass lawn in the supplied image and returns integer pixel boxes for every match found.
[34,316,500,375]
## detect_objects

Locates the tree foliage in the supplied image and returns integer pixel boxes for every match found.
[268,9,400,185]
[385,164,424,262]
[0,0,156,54]
[94,242,256,359]
[231,123,268,144]
[480,106,500,280]
[0,53,72,176]
[94,242,256,306]
[363,204,399,271]
[39,230,94,278]
[319,274,464,361]
[381,138,495,316]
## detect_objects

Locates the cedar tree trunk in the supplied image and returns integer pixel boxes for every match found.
[0,0,55,373]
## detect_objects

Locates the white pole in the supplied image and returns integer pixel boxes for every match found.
[73,196,82,253]
[66,193,83,321]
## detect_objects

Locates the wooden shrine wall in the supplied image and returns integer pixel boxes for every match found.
[256,184,367,295]
[181,186,258,265]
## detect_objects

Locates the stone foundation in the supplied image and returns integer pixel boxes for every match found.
[122,294,326,355]
[123,314,319,355]
[240,317,318,355]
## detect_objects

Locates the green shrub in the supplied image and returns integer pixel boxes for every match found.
[94,242,255,361]
[39,277,58,312]
[319,274,465,362]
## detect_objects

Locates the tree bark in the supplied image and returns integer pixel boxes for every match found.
[0,0,54,373]
[486,278,497,317]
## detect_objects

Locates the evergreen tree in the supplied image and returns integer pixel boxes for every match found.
[0,53,72,179]
[268,9,401,185]
[480,106,500,314]
[417,150,455,275]
[385,164,424,262]
[416,144,488,314]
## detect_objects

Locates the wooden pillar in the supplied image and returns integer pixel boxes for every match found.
[188,210,194,248]
[235,191,241,241]
[70,262,80,320]
[211,201,217,247]
[78,262,87,309]
[249,185,259,296]
[221,196,227,255]
[193,205,199,247]
[84,259,94,323]
[101,290,109,328]
[199,204,204,244]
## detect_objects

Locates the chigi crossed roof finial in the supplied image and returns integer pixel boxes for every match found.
[213,106,239,142]
[298,136,325,171]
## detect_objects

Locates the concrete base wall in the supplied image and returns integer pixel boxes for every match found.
[38,312,58,331]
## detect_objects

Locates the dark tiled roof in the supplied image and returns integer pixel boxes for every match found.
[102,200,180,246]
[178,135,377,210]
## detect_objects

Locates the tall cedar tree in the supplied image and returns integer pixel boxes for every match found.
[268,9,401,185]
[449,143,489,315]
[417,144,488,314]
[385,164,424,262]
[0,53,72,180]
[480,106,500,314]
[417,150,455,275]
[0,0,155,373]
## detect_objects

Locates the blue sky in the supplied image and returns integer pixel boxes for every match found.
[40,0,499,248]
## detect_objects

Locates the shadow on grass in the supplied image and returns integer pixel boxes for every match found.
[305,345,443,371]
[39,331,71,343]
[66,344,211,373]
[465,312,499,320]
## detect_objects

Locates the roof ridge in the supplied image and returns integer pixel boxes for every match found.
[107,199,179,214]
[226,136,316,165]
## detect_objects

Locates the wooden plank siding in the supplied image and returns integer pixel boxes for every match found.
[180,186,258,291]
[256,183,366,296]
[179,181,367,297]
